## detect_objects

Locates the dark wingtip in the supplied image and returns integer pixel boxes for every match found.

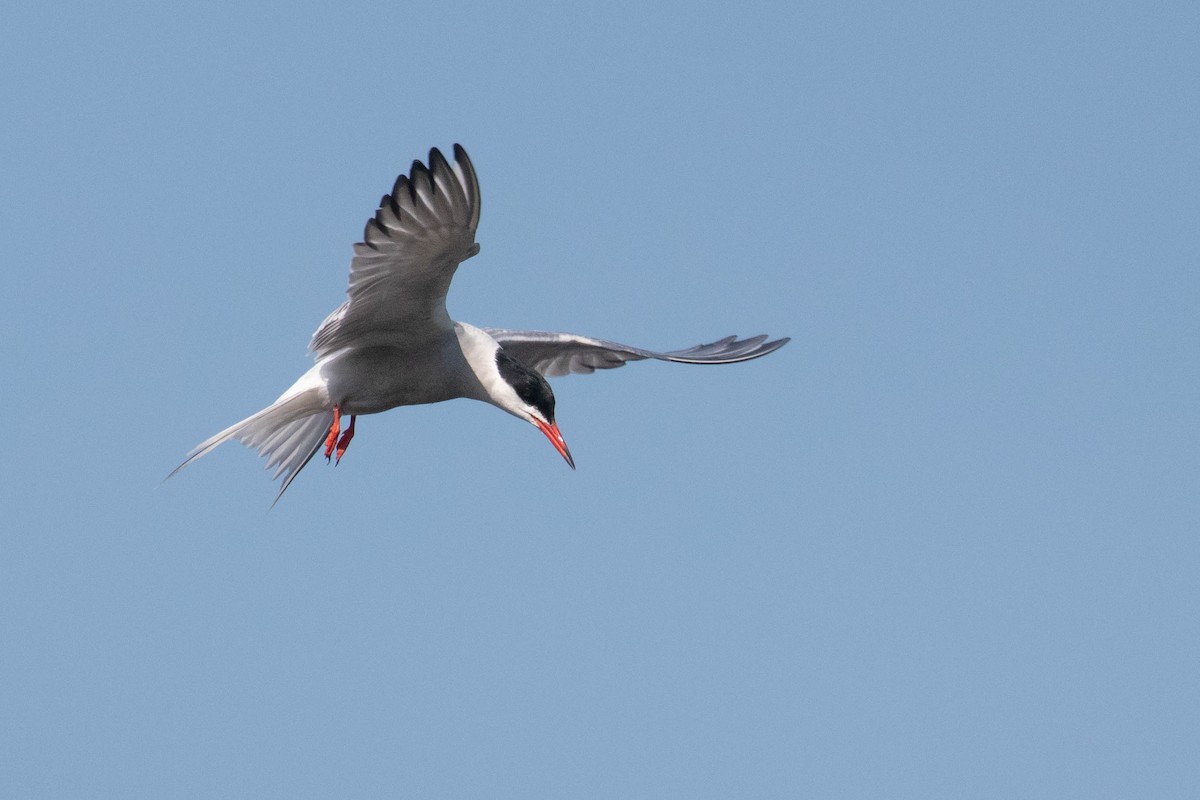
[742,335,790,359]
[428,146,451,174]
[393,173,411,201]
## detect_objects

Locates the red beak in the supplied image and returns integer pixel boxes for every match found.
[533,418,575,470]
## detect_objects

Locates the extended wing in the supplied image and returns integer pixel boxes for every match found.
[485,330,789,378]
[310,144,482,357]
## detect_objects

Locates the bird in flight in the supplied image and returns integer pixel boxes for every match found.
[170,145,788,502]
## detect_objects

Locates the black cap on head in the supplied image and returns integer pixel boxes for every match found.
[495,349,556,422]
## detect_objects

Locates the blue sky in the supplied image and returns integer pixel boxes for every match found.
[2,1,1198,797]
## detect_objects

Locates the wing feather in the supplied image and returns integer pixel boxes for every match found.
[309,144,482,356]
[485,330,790,378]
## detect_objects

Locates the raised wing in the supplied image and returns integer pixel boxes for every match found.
[309,144,482,357]
[484,330,789,378]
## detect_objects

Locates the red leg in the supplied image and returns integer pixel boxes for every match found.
[335,415,356,464]
[324,405,342,461]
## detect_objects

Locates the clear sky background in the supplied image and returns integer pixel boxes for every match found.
[2,1,1197,797]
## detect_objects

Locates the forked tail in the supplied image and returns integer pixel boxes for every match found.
[168,390,333,503]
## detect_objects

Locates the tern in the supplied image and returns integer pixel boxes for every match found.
[171,145,788,502]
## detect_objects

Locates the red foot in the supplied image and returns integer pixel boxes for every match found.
[335,415,356,465]
[324,405,342,461]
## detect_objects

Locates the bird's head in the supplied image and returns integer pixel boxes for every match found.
[494,349,575,469]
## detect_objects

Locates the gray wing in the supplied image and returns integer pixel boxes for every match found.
[484,330,790,378]
[309,144,482,357]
